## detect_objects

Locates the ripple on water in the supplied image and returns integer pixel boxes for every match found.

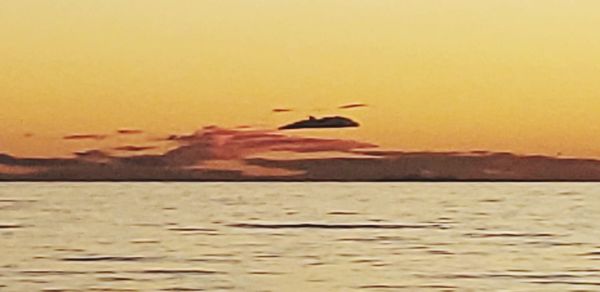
[228,222,448,229]
[54,248,86,252]
[327,210,361,215]
[160,288,206,291]
[0,198,37,203]
[137,269,224,275]
[429,272,599,280]
[129,239,161,244]
[529,281,600,286]
[426,250,454,255]
[558,191,581,196]
[167,226,218,232]
[359,284,457,290]
[61,255,158,262]
[20,270,91,276]
[167,226,221,236]
[0,223,25,229]
[97,276,136,282]
[248,271,284,275]
[579,251,600,257]
[187,256,240,264]
[464,232,557,238]
[479,199,503,203]
[87,288,137,291]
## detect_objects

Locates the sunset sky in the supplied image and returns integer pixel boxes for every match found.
[2,0,600,160]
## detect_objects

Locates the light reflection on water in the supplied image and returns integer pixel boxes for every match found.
[1,182,600,291]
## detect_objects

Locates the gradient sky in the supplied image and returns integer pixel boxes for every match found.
[2,0,600,158]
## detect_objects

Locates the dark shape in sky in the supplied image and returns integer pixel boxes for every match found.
[279,116,360,130]
[117,129,144,135]
[63,134,107,140]
[114,145,156,152]
[339,103,368,109]
[272,108,293,113]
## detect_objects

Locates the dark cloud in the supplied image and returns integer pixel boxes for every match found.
[272,108,293,113]
[0,126,374,180]
[74,149,108,157]
[160,126,374,166]
[279,116,360,130]
[165,134,192,141]
[113,145,157,152]
[7,126,600,181]
[339,103,368,109]
[63,134,107,140]
[117,129,144,135]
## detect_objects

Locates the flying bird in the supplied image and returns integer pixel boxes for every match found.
[279,116,360,130]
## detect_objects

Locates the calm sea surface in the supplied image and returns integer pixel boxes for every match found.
[1,183,599,291]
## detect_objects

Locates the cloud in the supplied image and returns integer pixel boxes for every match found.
[8,126,600,181]
[0,126,375,180]
[339,103,368,109]
[272,108,293,113]
[113,145,157,152]
[279,116,360,130]
[117,129,144,135]
[63,134,107,140]
[160,126,374,166]
[74,149,108,157]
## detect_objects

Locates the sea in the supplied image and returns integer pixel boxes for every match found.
[1,182,599,291]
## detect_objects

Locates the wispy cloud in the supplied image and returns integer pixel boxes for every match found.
[272,108,293,113]
[339,103,368,109]
[113,145,157,152]
[116,129,144,135]
[63,134,107,140]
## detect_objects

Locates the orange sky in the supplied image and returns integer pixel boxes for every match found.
[2,0,600,158]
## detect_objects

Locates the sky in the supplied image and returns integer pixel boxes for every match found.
[2,1,600,180]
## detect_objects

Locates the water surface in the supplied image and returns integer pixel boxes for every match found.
[1,183,599,291]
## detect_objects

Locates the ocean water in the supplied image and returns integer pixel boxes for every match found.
[1,183,599,291]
